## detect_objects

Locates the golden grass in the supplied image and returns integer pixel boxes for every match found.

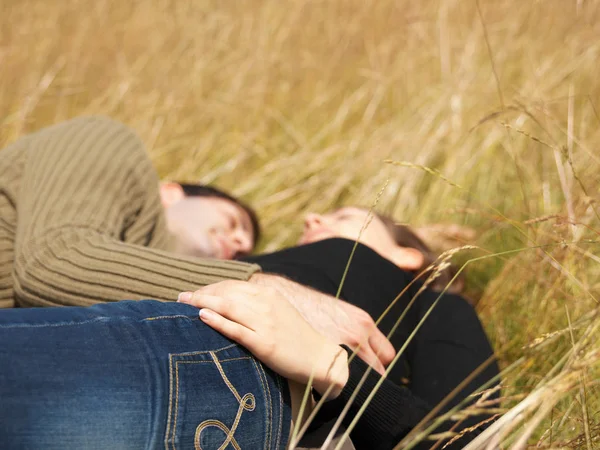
[2,0,600,447]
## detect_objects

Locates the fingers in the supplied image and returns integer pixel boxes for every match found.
[368,327,396,366]
[181,281,397,374]
[178,292,261,330]
[339,300,396,367]
[198,308,257,350]
[355,345,386,375]
[347,327,394,374]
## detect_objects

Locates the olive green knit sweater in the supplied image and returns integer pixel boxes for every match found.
[0,116,259,308]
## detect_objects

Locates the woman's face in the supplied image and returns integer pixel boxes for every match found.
[299,207,397,256]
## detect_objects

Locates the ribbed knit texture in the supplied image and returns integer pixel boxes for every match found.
[314,346,431,450]
[0,116,259,308]
[313,346,492,450]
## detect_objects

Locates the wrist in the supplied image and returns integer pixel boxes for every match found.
[313,343,350,400]
[248,272,273,286]
[249,273,304,310]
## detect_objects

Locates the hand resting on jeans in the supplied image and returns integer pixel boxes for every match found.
[177,280,386,398]
[248,273,395,372]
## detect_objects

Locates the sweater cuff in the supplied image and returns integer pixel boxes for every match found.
[310,345,353,426]
[311,345,430,443]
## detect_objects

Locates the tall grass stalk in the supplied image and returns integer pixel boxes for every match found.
[2,0,600,447]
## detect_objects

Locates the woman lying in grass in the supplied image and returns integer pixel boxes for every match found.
[0,208,498,450]
[235,208,499,449]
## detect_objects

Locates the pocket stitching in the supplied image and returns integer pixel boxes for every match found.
[193,352,257,450]
[250,357,272,450]
[165,344,239,450]
[194,391,256,450]
[165,345,270,450]
[274,373,285,449]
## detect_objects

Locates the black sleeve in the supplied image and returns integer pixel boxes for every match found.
[316,341,497,450]
[401,291,500,449]
[314,346,431,449]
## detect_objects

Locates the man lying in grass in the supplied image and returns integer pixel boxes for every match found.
[0,117,499,449]
[0,115,389,369]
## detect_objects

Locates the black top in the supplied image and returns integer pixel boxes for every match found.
[244,238,500,449]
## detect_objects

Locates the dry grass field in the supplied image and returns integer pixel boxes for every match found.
[2,0,600,447]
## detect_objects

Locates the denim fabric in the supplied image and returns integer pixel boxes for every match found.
[0,300,291,450]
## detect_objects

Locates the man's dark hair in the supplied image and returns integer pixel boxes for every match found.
[177,183,261,247]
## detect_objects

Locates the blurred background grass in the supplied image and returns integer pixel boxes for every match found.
[1,0,599,446]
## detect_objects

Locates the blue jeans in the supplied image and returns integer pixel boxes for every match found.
[0,300,291,449]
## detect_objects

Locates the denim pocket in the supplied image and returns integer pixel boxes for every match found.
[164,344,286,450]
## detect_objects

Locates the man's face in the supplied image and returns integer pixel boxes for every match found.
[165,196,255,259]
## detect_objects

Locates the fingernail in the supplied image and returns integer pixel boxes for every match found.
[199,309,213,320]
[178,292,193,302]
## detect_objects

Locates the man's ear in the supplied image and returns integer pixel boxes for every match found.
[159,183,185,208]
[389,246,425,271]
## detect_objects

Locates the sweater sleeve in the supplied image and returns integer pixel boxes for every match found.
[314,293,500,450]
[13,116,259,307]
[316,345,496,450]
[314,350,431,450]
